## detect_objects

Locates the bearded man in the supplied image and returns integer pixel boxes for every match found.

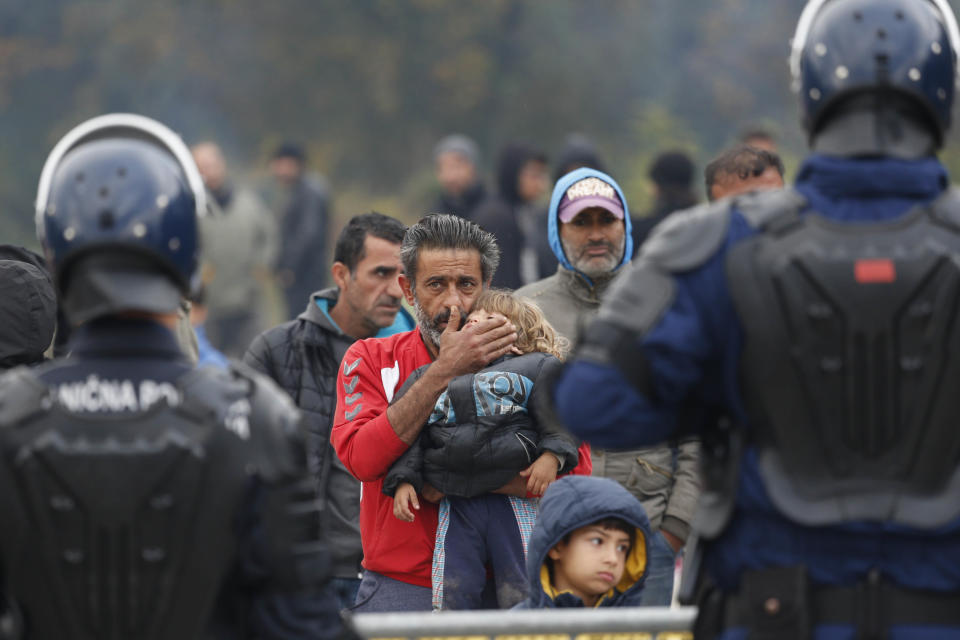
[331,214,519,612]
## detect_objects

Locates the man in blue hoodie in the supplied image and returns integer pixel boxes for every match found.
[518,168,701,606]
[473,143,552,290]
[517,168,633,342]
[555,0,960,637]
[515,475,650,609]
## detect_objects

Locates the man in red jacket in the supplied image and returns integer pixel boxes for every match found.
[332,214,521,612]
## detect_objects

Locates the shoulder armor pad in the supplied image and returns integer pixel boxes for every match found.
[178,362,304,481]
[597,261,675,335]
[0,366,49,428]
[639,199,733,272]
[232,361,305,480]
[928,186,960,229]
[176,364,249,420]
[735,188,807,230]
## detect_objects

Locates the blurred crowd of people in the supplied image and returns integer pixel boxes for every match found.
[0,119,786,625]
[185,128,785,368]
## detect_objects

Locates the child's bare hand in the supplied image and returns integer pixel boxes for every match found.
[520,453,560,496]
[393,483,419,522]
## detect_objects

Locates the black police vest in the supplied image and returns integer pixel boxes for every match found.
[727,189,960,528]
[0,363,301,640]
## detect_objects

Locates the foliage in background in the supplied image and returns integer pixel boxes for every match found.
[2,0,959,248]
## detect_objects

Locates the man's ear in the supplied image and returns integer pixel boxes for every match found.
[399,273,416,306]
[331,262,350,291]
[547,544,564,561]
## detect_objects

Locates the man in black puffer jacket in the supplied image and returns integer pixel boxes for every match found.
[244,212,414,610]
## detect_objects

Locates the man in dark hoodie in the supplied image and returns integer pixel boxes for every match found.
[271,142,333,319]
[473,143,552,290]
[515,475,650,609]
[244,212,414,609]
[432,134,488,222]
[552,134,607,183]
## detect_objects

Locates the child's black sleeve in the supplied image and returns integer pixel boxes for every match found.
[381,363,432,497]
[529,356,580,470]
[382,434,426,496]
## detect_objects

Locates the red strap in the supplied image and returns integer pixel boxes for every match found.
[854,259,896,283]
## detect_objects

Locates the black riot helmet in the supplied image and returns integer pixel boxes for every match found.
[35,114,207,324]
[790,0,960,147]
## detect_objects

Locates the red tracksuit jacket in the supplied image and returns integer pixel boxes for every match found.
[332,330,438,586]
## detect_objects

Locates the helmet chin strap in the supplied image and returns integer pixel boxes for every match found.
[810,94,939,159]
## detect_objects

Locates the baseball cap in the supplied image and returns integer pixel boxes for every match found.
[557,176,625,223]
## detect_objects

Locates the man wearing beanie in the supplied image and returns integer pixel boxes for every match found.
[432,134,488,222]
[632,150,699,255]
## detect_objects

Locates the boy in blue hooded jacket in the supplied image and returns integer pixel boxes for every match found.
[516,475,651,609]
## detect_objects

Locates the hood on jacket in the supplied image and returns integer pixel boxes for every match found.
[0,252,56,369]
[496,143,548,206]
[304,286,415,340]
[547,168,633,285]
[522,475,651,608]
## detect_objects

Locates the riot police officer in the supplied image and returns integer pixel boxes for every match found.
[554,0,960,637]
[0,114,337,639]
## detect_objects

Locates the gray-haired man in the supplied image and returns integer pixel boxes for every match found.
[331,214,518,612]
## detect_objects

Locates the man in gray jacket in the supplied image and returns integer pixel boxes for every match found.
[516,168,700,606]
[192,141,279,357]
[244,212,414,610]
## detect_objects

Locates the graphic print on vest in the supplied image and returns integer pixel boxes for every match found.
[472,372,533,416]
[429,372,534,423]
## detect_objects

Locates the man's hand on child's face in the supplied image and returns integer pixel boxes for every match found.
[520,452,560,496]
[393,483,420,522]
[436,306,518,377]
[466,311,523,355]
[465,310,504,326]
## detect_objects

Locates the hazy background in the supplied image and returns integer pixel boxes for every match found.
[3,0,960,248]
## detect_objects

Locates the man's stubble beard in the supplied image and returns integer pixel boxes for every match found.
[412,295,467,349]
[562,235,625,279]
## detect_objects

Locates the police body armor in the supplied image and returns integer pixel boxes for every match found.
[0,362,316,640]
[727,188,960,528]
